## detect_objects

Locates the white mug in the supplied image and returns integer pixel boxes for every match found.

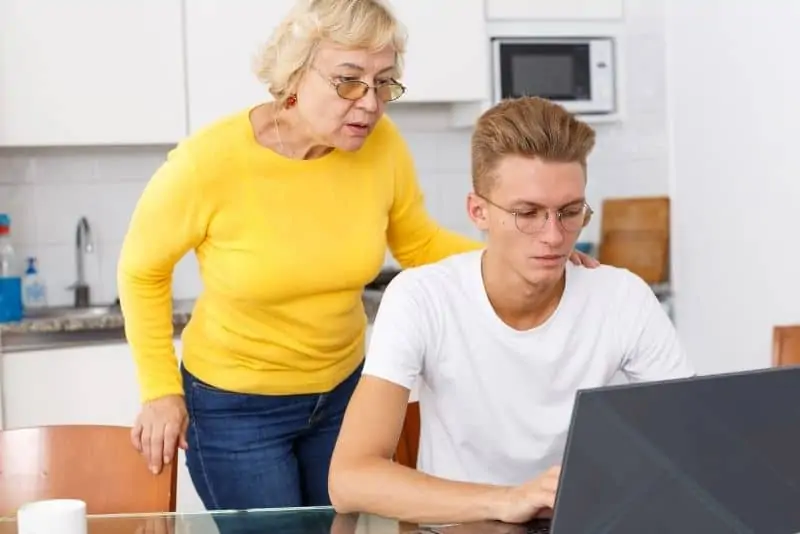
[16,499,87,534]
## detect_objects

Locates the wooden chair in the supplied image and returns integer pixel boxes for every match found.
[0,425,178,516]
[773,325,800,367]
[598,196,671,285]
[394,402,421,469]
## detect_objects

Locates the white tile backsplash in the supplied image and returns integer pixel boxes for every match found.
[0,0,668,306]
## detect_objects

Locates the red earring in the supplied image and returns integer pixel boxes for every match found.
[285,94,297,108]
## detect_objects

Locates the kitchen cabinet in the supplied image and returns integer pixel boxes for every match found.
[487,0,624,20]
[184,0,489,132]
[391,0,489,103]
[0,341,206,512]
[184,0,295,132]
[0,0,187,147]
[1,344,140,429]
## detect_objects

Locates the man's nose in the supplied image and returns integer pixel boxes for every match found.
[539,212,566,246]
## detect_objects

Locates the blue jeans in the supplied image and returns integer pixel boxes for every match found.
[182,361,362,511]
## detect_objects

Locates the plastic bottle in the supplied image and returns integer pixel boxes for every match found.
[23,256,48,309]
[0,213,23,323]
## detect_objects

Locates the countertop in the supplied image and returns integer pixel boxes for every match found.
[0,280,670,353]
[0,291,385,353]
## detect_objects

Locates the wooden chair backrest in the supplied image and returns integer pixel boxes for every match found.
[394,402,420,469]
[0,425,177,516]
[773,325,800,367]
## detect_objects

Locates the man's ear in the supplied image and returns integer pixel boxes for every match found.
[466,192,490,232]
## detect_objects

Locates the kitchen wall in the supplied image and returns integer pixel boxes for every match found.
[666,0,800,374]
[0,0,668,307]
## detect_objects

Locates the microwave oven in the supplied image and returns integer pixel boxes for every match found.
[492,37,616,115]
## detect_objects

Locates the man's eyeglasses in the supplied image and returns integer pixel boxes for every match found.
[478,194,593,234]
[311,66,406,103]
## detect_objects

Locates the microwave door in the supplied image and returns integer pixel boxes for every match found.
[497,42,590,103]
[587,39,615,114]
[495,39,615,115]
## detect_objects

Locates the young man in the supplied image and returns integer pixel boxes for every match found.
[328,97,694,525]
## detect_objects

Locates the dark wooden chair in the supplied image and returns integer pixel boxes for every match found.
[394,402,421,469]
[773,325,800,367]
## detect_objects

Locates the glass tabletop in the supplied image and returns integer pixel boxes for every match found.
[0,506,539,534]
[0,506,422,534]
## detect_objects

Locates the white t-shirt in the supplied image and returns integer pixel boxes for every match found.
[363,250,694,487]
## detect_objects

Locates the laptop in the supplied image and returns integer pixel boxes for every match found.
[527,365,800,534]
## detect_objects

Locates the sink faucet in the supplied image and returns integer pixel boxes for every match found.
[69,216,94,308]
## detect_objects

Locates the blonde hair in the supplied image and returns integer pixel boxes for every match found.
[254,0,407,104]
[471,97,596,195]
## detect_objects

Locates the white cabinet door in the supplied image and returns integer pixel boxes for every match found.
[184,0,489,128]
[0,0,187,147]
[392,0,489,103]
[184,0,295,132]
[2,344,141,428]
[487,0,624,20]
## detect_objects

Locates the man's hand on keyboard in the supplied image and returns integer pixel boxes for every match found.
[494,465,561,524]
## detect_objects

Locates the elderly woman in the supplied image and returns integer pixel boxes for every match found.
[119,0,596,511]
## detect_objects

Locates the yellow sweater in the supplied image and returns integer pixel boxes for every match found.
[118,108,481,402]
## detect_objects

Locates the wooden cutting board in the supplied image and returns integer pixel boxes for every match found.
[598,230,669,284]
[597,196,670,284]
[601,196,670,234]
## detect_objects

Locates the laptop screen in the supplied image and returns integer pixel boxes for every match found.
[551,367,800,533]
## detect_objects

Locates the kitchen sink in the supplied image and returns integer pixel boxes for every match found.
[23,304,120,321]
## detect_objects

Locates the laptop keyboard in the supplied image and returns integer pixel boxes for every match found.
[525,518,551,534]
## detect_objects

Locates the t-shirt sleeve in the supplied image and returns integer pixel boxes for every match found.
[362,271,432,390]
[617,273,696,382]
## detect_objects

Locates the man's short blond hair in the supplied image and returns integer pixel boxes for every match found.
[254,0,407,105]
[471,97,596,195]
